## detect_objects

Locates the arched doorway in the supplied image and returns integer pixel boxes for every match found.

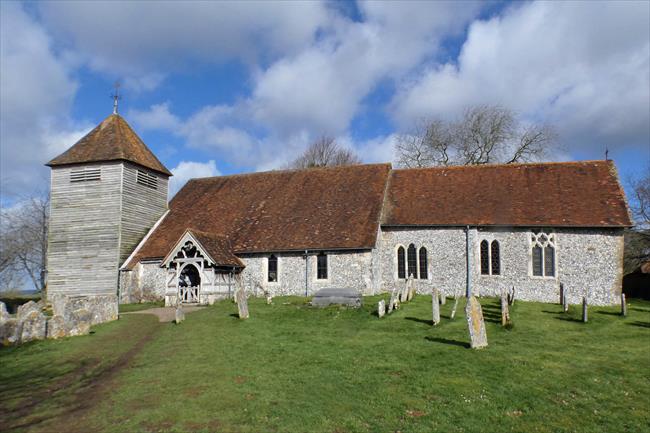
[179,263,201,303]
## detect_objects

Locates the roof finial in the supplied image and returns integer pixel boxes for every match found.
[111,81,122,115]
[605,145,609,161]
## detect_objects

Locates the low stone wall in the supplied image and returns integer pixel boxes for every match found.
[0,300,94,346]
[50,294,118,325]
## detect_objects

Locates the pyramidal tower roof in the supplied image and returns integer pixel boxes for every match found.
[46,114,172,176]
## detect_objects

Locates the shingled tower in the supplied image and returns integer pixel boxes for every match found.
[46,113,171,323]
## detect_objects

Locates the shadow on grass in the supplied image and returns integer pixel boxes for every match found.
[405,316,432,326]
[626,321,650,328]
[630,307,650,313]
[554,316,585,323]
[596,311,624,317]
[424,336,470,348]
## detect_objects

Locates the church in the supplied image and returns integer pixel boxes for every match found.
[45,112,632,324]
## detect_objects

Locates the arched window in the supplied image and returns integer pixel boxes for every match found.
[490,241,500,275]
[407,244,418,278]
[419,247,428,279]
[317,252,328,279]
[268,254,278,282]
[480,240,489,275]
[397,246,406,279]
[531,231,556,277]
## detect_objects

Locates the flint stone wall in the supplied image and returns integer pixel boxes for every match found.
[120,262,167,304]
[379,227,624,306]
[51,294,118,325]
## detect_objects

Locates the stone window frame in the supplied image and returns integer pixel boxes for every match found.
[266,254,280,285]
[315,252,329,281]
[477,236,504,277]
[394,243,430,281]
[529,230,558,279]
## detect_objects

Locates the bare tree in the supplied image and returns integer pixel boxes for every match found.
[0,192,49,293]
[629,166,650,227]
[290,136,361,169]
[396,105,556,168]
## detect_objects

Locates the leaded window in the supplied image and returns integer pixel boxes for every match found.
[268,254,278,282]
[531,231,556,277]
[407,244,417,278]
[491,241,500,275]
[480,240,489,275]
[317,252,328,280]
[419,247,428,279]
[397,246,406,279]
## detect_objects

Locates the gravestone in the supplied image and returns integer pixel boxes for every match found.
[582,297,588,323]
[20,310,47,343]
[47,315,67,339]
[500,295,510,326]
[378,300,386,318]
[388,288,398,313]
[0,319,20,346]
[621,293,627,317]
[562,291,569,313]
[66,308,91,336]
[266,293,273,305]
[17,300,41,320]
[465,296,488,349]
[439,292,446,305]
[450,296,459,320]
[236,288,249,319]
[407,286,415,302]
[507,287,515,306]
[431,288,440,326]
[175,306,185,324]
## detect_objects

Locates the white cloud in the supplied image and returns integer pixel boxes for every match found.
[128,102,181,132]
[0,2,86,198]
[37,1,331,88]
[390,1,650,156]
[169,160,220,198]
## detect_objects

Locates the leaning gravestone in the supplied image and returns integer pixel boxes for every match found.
[236,288,249,319]
[500,295,510,326]
[466,296,488,349]
[47,315,67,339]
[582,297,588,323]
[450,296,459,320]
[407,285,415,302]
[378,300,386,318]
[20,310,47,343]
[431,288,440,326]
[388,288,399,313]
[439,291,446,305]
[507,287,515,306]
[621,293,627,317]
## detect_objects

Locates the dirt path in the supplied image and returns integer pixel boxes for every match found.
[122,306,205,322]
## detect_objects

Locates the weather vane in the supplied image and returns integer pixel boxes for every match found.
[111,81,122,115]
[605,146,609,161]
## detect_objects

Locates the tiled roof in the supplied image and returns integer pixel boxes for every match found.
[188,230,244,268]
[124,163,391,267]
[382,160,632,227]
[46,114,172,176]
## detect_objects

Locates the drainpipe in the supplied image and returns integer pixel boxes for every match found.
[466,225,471,298]
[304,250,309,297]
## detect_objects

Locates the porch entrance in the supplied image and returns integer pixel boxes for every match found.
[179,263,200,303]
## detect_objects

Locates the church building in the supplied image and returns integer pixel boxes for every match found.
[46,113,633,323]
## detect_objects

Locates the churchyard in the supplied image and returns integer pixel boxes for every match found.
[1,295,649,433]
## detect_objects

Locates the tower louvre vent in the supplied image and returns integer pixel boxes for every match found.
[137,169,158,189]
[70,167,101,182]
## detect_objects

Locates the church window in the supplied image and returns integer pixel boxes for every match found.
[268,254,278,282]
[137,169,158,189]
[531,231,556,277]
[317,252,328,279]
[491,241,500,275]
[419,247,428,279]
[70,167,101,182]
[480,240,489,275]
[397,246,406,279]
[407,244,417,278]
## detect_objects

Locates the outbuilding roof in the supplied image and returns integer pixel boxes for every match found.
[382,160,632,228]
[46,114,172,176]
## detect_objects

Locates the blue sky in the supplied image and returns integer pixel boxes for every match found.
[1,0,649,202]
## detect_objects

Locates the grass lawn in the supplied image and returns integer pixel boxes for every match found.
[1,295,649,433]
[118,301,165,313]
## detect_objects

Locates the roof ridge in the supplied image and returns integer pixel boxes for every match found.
[392,160,612,172]
[188,162,392,183]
